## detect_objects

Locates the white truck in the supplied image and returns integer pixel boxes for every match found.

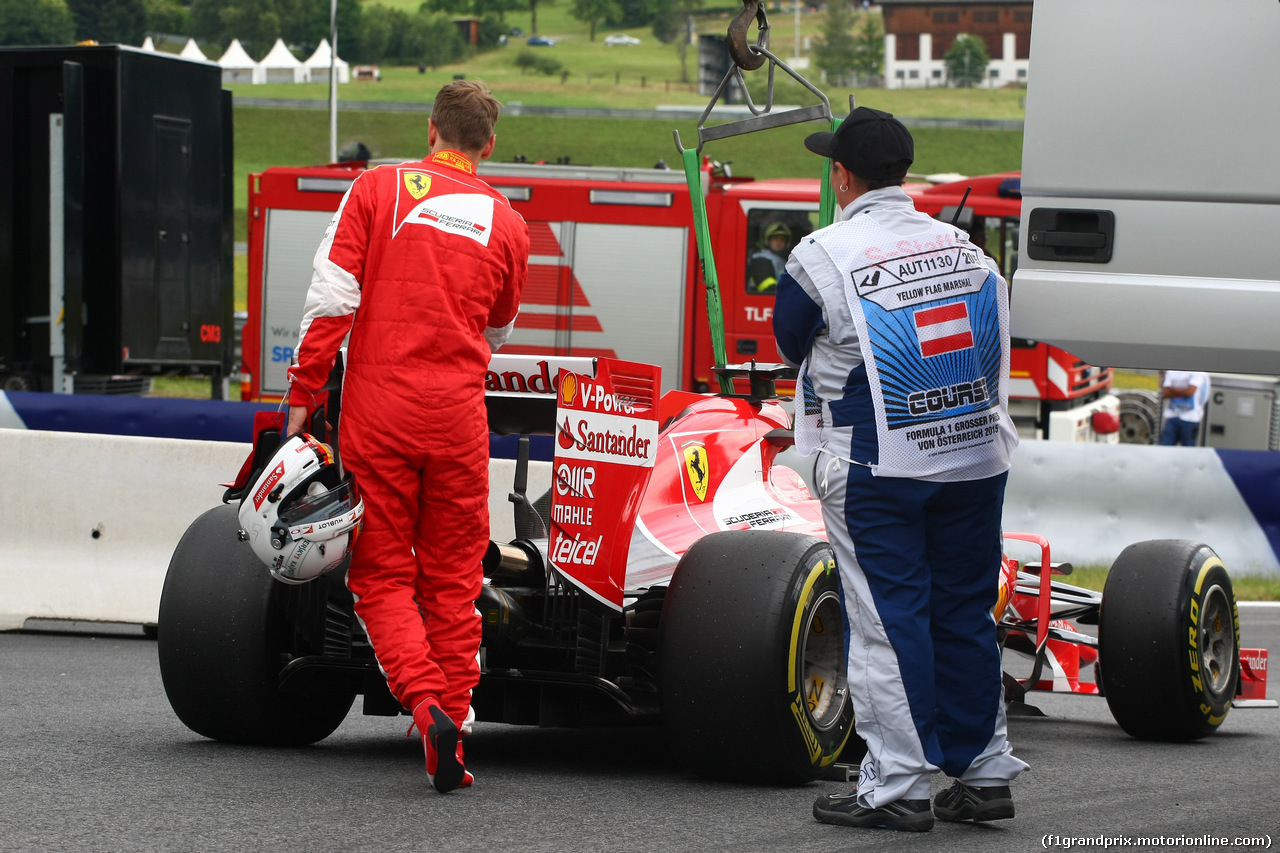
[1012,0,1280,376]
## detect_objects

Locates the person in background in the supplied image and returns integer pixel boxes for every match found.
[773,106,1026,833]
[286,80,529,794]
[747,220,791,293]
[1159,370,1211,446]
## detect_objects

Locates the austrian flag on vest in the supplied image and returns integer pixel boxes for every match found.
[914,301,974,358]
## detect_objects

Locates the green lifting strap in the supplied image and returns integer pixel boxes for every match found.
[818,115,840,229]
[677,143,734,395]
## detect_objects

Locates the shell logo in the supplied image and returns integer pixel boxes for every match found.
[560,372,578,407]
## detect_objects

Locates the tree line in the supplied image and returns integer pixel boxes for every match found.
[0,0,722,69]
[0,0,476,66]
[1,0,988,88]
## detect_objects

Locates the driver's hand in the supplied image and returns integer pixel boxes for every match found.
[286,405,309,438]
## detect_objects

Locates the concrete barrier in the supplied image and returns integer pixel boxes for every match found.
[1003,442,1280,575]
[0,429,550,630]
[777,442,1280,575]
[1,429,1274,630]
[2,431,245,630]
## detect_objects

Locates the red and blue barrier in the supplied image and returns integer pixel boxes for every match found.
[1217,449,1280,572]
[0,391,553,460]
[1,391,277,443]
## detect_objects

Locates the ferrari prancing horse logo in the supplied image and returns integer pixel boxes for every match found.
[403,172,432,200]
[682,442,709,502]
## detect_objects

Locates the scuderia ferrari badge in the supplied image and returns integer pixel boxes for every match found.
[682,442,709,502]
[403,172,431,199]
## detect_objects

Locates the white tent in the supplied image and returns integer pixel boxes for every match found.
[140,36,155,52]
[259,37,308,84]
[217,38,263,85]
[178,38,209,62]
[303,39,350,84]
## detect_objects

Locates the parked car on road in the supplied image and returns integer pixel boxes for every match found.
[604,33,641,46]
[526,35,556,46]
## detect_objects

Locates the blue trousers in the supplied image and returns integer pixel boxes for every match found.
[1159,417,1200,446]
[816,455,1026,806]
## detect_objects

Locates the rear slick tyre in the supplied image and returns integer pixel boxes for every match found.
[659,531,857,784]
[1098,539,1239,741]
[157,505,355,746]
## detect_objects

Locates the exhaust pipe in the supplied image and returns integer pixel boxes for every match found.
[483,539,547,584]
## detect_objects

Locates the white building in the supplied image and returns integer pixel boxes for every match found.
[880,0,1033,90]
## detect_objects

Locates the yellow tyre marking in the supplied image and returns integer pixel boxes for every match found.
[787,553,856,767]
[1189,554,1237,726]
[787,558,828,693]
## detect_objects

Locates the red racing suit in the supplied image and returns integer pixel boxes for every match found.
[288,150,528,726]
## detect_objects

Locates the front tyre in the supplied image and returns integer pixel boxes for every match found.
[157,505,355,746]
[659,531,857,784]
[1098,540,1239,741]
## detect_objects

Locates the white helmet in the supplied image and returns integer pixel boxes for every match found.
[237,433,364,584]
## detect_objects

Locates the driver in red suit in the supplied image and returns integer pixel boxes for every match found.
[286,80,528,793]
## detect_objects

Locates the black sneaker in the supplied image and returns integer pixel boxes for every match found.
[933,780,1015,822]
[813,791,934,832]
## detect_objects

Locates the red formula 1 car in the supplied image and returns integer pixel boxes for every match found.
[157,356,1270,784]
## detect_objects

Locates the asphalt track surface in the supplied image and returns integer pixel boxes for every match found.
[3,608,1278,853]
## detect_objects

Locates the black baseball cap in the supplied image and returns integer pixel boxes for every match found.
[804,107,914,181]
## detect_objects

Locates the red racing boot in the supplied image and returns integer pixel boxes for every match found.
[412,699,467,793]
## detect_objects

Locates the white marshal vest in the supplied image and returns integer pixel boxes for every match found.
[812,214,1018,480]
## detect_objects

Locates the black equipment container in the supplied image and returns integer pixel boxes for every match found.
[0,45,233,393]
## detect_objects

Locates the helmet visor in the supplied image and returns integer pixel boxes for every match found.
[279,475,364,542]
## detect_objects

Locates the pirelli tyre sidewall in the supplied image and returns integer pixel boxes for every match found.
[157,504,355,746]
[1098,540,1240,742]
[659,530,856,784]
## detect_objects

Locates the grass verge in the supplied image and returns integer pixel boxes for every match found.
[1060,566,1278,602]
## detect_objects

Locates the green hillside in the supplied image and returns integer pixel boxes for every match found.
[232,105,1024,249]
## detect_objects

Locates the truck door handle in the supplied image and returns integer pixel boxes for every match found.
[1027,208,1114,263]
[736,339,758,355]
[1037,231,1105,249]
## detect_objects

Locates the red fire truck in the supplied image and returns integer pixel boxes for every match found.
[241,161,1118,441]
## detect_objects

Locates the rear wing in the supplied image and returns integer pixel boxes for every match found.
[549,358,662,611]
[484,354,597,435]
